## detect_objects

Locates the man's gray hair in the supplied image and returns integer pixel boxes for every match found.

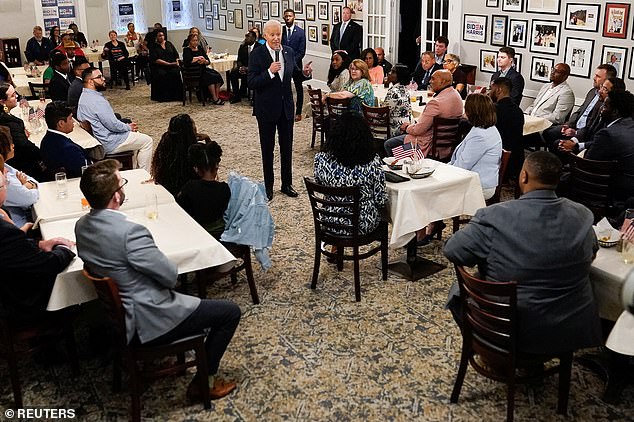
[263,20,282,34]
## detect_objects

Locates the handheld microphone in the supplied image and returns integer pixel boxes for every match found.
[275,49,280,63]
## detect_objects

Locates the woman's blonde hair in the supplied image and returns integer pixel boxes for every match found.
[349,59,370,81]
[465,93,496,129]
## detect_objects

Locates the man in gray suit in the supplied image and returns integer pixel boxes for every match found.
[444,152,601,355]
[75,160,241,401]
[524,63,575,125]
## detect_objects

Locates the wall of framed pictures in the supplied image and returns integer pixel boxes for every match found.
[464,0,634,105]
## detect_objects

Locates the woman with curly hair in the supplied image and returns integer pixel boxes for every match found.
[361,47,384,85]
[151,114,201,196]
[327,50,351,92]
[314,112,386,235]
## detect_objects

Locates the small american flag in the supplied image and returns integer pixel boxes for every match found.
[622,218,634,241]
[392,143,424,161]
[36,108,45,119]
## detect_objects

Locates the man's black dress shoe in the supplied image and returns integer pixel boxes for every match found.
[266,188,273,201]
[229,97,241,104]
[281,185,298,197]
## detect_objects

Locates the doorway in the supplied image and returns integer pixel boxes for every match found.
[398,1,421,72]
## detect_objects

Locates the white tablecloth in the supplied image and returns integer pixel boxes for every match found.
[590,246,633,321]
[9,99,99,149]
[385,161,486,247]
[33,169,174,224]
[11,73,44,97]
[208,54,237,72]
[81,46,137,64]
[41,202,237,311]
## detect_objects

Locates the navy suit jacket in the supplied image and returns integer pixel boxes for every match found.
[248,44,307,122]
[330,20,363,60]
[40,130,90,178]
[25,37,54,63]
[49,71,71,102]
[282,25,306,65]
[491,67,525,106]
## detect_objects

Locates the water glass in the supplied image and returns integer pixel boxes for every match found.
[623,239,634,264]
[55,172,67,199]
[145,193,158,220]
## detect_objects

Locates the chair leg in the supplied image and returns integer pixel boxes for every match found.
[311,127,316,148]
[242,247,260,304]
[64,325,80,376]
[112,353,122,392]
[336,247,344,272]
[353,246,361,302]
[311,238,321,290]
[450,346,469,403]
[381,232,388,281]
[452,216,460,234]
[6,345,23,409]
[195,271,207,299]
[506,380,516,422]
[195,342,211,409]
[557,353,573,416]
[129,367,142,422]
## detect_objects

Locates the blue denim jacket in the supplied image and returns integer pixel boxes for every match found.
[221,172,274,270]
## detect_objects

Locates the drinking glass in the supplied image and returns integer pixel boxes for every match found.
[623,239,634,264]
[55,172,67,199]
[145,193,158,220]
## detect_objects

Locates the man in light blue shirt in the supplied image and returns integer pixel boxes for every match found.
[77,67,153,171]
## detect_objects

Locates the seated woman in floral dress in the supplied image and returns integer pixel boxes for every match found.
[324,59,375,115]
[382,64,413,137]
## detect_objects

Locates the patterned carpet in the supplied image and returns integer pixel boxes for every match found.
[1,84,632,421]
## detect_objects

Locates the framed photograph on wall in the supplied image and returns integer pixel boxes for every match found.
[601,45,628,78]
[513,52,522,72]
[463,14,487,43]
[603,3,629,38]
[235,9,243,29]
[564,37,595,78]
[491,15,507,46]
[565,3,601,32]
[198,3,204,18]
[228,10,234,24]
[530,56,554,82]
[248,20,253,29]
[480,49,498,73]
[321,23,330,45]
[318,2,328,20]
[295,19,305,30]
[246,3,253,18]
[530,19,561,55]
[230,0,240,3]
[220,0,227,10]
[306,4,315,21]
[213,4,219,19]
[527,0,560,14]
[630,49,634,80]
[271,2,279,17]
[261,2,269,20]
[308,25,318,42]
[293,0,303,14]
[219,14,227,30]
[332,5,342,24]
[486,0,499,7]
[205,16,213,30]
[204,0,211,12]
[502,0,523,13]
[508,19,528,48]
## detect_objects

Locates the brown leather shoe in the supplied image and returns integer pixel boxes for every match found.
[187,378,237,402]
[294,114,302,122]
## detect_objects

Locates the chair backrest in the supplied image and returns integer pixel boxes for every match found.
[308,88,326,123]
[568,153,619,223]
[486,149,512,206]
[362,103,390,141]
[180,63,203,88]
[454,265,518,364]
[28,82,48,99]
[431,117,461,162]
[326,96,351,126]
[82,268,129,349]
[304,177,361,241]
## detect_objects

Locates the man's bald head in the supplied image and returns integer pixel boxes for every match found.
[519,151,562,194]
[429,69,452,93]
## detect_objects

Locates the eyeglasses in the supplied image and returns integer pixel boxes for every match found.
[91,75,105,80]
[443,59,454,64]
[111,177,128,197]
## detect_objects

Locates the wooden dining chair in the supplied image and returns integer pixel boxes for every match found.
[567,153,619,223]
[180,64,206,106]
[82,269,211,422]
[326,96,351,129]
[307,87,327,149]
[362,103,390,158]
[304,177,388,302]
[28,82,48,100]
[452,150,512,233]
[430,117,461,162]
[80,120,135,170]
[451,265,573,422]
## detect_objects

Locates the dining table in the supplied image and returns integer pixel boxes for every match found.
[81,45,137,66]
[34,168,237,311]
[7,65,46,97]
[9,99,100,150]
[383,160,486,280]
[207,54,237,73]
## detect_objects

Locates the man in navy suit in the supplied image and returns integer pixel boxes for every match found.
[40,102,91,178]
[490,46,525,106]
[48,53,71,102]
[248,20,312,200]
[282,9,306,121]
[330,7,363,60]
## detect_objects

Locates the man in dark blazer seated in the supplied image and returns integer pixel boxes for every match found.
[40,102,91,178]
[329,7,363,60]
[411,51,442,90]
[543,64,617,149]
[489,77,524,181]
[248,20,313,201]
[585,90,634,202]
[229,31,259,104]
[25,25,53,65]
[444,151,602,356]
[490,46,524,106]
[48,53,71,102]
[75,160,241,401]
[282,8,306,121]
[0,163,75,321]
